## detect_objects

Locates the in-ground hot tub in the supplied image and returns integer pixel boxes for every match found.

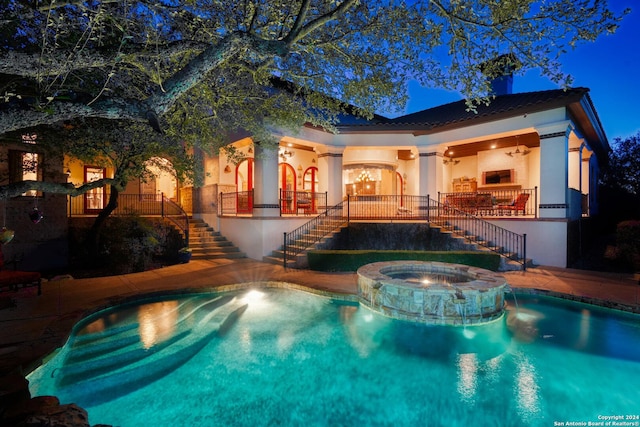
[357,261,507,325]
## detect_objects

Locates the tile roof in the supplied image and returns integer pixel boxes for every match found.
[338,87,591,133]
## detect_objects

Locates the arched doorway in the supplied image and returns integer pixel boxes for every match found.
[236,158,253,213]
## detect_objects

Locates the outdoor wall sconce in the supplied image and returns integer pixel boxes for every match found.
[224,165,231,173]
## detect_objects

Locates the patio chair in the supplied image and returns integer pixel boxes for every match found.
[497,193,530,216]
[0,247,41,295]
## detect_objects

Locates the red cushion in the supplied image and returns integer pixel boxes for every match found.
[0,270,41,286]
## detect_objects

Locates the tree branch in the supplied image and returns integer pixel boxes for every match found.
[284,0,360,44]
[0,40,209,78]
[0,178,119,199]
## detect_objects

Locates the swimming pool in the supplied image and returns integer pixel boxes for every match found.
[28,288,640,426]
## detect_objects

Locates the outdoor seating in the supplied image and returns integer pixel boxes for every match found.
[296,198,312,215]
[445,193,493,215]
[497,193,530,215]
[0,247,41,296]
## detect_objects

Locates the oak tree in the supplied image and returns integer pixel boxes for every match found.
[0,0,628,198]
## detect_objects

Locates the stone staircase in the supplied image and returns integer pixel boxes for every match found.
[264,217,528,271]
[262,218,348,268]
[188,218,246,260]
[430,222,531,270]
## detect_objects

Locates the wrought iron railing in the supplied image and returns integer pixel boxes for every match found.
[424,196,526,267]
[344,194,424,219]
[67,193,190,245]
[283,195,527,269]
[218,190,253,215]
[280,190,327,216]
[438,187,538,217]
[283,201,348,267]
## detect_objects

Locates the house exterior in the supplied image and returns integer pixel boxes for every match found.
[184,86,608,268]
[2,83,608,271]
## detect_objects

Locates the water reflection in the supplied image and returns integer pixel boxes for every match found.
[515,353,541,419]
[138,300,178,349]
[456,353,478,401]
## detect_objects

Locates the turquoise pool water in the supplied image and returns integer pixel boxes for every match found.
[28,288,640,427]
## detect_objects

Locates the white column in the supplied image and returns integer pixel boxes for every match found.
[253,144,280,217]
[418,148,444,200]
[537,124,570,219]
[317,145,344,206]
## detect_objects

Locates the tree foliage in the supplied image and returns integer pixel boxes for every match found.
[599,132,640,225]
[602,132,640,197]
[0,0,628,196]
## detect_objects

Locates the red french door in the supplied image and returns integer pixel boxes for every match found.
[236,159,253,213]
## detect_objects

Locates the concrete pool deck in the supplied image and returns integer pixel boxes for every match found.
[1,258,639,378]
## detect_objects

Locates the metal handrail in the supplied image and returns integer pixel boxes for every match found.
[283,195,527,269]
[283,201,348,267]
[160,195,190,246]
[424,196,526,268]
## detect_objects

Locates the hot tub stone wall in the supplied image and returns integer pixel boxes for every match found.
[357,261,507,325]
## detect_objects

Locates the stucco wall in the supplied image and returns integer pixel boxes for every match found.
[489,218,568,268]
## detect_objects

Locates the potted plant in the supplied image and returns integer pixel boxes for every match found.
[178,247,192,263]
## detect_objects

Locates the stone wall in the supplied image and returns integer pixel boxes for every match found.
[322,223,473,251]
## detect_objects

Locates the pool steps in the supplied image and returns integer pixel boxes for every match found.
[65,297,226,362]
[54,295,248,405]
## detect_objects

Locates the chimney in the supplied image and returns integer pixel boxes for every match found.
[480,54,521,96]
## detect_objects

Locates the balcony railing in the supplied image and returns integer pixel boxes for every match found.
[280,190,327,216]
[68,193,189,245]
[219,190,254,216]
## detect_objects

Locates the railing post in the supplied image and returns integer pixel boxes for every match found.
[534,186,538,218]
[347,195,351,225]
[427,194,431,222]
[522,233,527,271]
[283,232,287,270]
[161,192,165,217]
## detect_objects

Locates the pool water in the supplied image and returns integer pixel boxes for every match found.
[28,288,640,427]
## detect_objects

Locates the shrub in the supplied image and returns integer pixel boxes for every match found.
[69,215,185,275]
[616,220,640,270]
[307,250,501,272]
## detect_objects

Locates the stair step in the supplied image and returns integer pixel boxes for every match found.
[184,219,245,260]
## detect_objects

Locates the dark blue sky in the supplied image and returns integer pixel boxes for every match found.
[404,0,639,143]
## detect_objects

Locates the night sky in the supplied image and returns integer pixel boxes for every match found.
[403,0,639,143]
